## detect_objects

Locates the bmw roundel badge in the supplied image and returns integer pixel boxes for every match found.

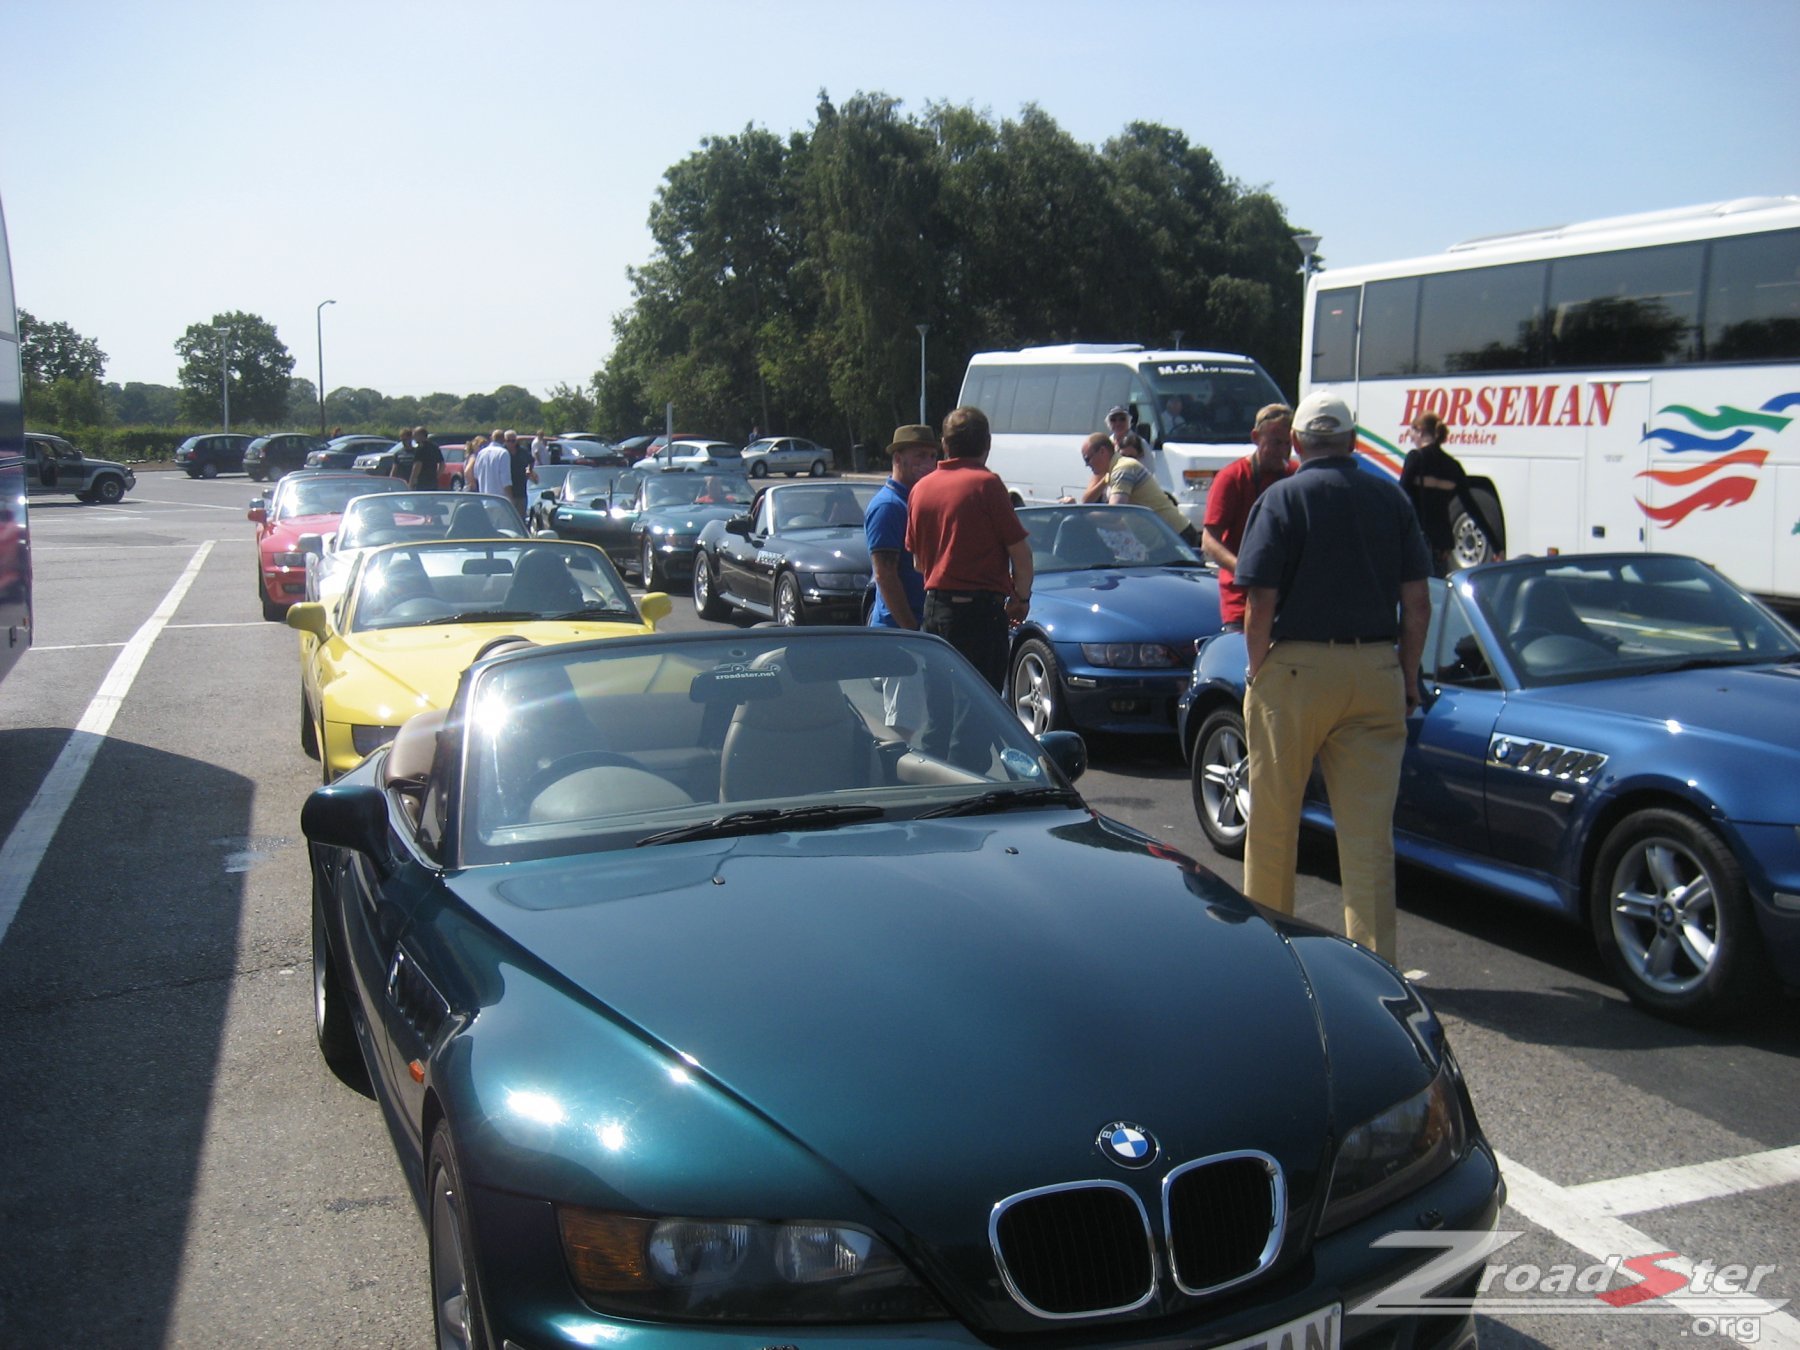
[1096,1121,1159,1169]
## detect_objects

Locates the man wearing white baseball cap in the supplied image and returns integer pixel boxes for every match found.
[1231,390,1432,963]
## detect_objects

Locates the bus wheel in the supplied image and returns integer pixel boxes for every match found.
[1451,484,1505,570]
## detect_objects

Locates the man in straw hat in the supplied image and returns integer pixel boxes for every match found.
[864,423,941,734]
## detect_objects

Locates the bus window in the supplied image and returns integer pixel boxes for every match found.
[1049,368,1104,434]
[1548,242,1702,368]
[1705,227,1800,361]
[1310,286,1359,383]
[1011,369,1058,433]
[1419,260,1547,373]
[1360,276,1421,378]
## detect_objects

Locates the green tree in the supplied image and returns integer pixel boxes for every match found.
[20,310,108,427]
[542,380,597,433]
[106,382,181,426]
[288,376,320,429]
[174,311,295,425]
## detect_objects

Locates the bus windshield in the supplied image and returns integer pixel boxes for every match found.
[1140,360,1285,444]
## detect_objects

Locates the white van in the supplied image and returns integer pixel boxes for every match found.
[956,344,1288,528]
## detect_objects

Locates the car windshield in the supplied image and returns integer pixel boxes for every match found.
[350,540,637,633]
[450,631,1076,865]
[644,474,750,508]
[532,465,575,492]
[562,468,639,501]
[277,476,412,520]
[1139,359,1285,444]
[1467,556,1800,685]
[336,493,526,550]
[746,439,780,453]
[769,483,878,531]
[1018,505,1199,571]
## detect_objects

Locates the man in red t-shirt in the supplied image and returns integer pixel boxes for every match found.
[1201,403,1294,630]
[906,406,1032,691]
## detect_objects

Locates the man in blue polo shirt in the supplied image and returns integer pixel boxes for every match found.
[1234,391,1431,963]
[865,423,940,730]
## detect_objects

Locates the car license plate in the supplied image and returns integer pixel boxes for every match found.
[1203,1302,1340,1350]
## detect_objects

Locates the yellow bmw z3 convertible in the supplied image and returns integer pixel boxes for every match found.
[287,536,672,780]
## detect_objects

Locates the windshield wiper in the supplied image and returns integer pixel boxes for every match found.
[413,609,551,625]
[914,785,1085,819]
[1653,653,1771,673]
[540,605,639,621]
[635,804,886,846]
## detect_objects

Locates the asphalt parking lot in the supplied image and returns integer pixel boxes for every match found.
[1,471,1796,1347]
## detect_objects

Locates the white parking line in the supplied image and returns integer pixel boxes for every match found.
[1562,1144,1800,1218]
[0,542,214,947]
[1496,1150,1800,1344]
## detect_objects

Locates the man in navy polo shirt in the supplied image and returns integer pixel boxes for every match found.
[1234,391,1431,962]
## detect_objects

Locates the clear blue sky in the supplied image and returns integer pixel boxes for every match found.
[8,0,1797,402]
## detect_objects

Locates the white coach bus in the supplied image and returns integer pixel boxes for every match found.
[957,344,1289,530]
[1303,196,1800,602]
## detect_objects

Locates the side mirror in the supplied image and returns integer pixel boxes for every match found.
[247,500,266,523]
[589,497,608,510]
[301,784,394,878]
[286,602,331,639]
[725,517,752,538]
[1038,730,1088,783]
[296,533,324,556]
[639,592,674,624]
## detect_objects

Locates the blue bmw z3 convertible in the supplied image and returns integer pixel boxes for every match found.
[1181,551,1800,1026]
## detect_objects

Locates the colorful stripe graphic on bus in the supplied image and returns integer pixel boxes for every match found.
[1636,393,1798,529]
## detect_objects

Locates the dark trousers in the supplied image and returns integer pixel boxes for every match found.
[921,589,1010,766]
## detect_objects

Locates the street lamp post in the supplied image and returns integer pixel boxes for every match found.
[915,324,930,425]
[1293,232,1322,278]
[219,327,232,433]
[316,299,337,435]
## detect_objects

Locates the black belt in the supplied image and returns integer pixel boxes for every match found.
[929,589,1006,604]
[1282,635,1396,645]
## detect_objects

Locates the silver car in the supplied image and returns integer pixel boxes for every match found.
[741,435,833,478]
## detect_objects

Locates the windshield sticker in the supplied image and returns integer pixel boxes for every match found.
[1001,748,1043,780]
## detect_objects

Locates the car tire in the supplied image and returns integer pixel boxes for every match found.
[248,469,266,483]
[75,491,96,503]
[774,571,805,626]
[749,461,768,479]
[259,568,284,623]
[449,474,464,491]
[200,461,220,480]
[640,536,662,589]
[1191,707,1252,857]
[1009,638,1069,735]
[428,1121,493,1350]
[92,475,126,505]
[312,874,368,1089]
[1589,807,1777,1026]
[692,551,729,620]
[809,459,827,477]
[300,689,319,760]
[186,470,202,480]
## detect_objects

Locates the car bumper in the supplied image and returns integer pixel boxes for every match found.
[799,579,870,620]
[463,1144,1500,1349]
[262,562,307,607]
[1055,649,1191,735]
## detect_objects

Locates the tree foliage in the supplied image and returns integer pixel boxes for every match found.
[597,94,1312,450]
[20,310,108,427]
[174,311,295,425]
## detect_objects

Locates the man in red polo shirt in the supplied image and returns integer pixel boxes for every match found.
[1201,403,1294,631]
[906,405,1032,694]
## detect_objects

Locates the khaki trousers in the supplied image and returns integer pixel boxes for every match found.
[1242,640,1407,962]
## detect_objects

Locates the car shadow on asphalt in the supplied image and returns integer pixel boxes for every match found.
[0,732,253,1341]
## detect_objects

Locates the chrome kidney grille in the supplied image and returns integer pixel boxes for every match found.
[990,1153,1283,1319]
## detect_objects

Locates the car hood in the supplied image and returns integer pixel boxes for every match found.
[469,814,1335,1222]
[333,618,655,712]
[1030,566,1222,642]
[769,526,871,566]
[264,513,344,550]
[642,504,742,535]
[1526,662,1800,748]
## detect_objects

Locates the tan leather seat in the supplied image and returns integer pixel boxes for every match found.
[718,651,877,802]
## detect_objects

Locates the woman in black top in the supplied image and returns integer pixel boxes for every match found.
[1400,412,1503,577]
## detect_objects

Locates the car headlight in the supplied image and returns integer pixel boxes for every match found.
[557,1210,945,1322]
[812,572,870,591]
[1318,1062,1467,1235]
[1080,642,1184,668]
[273,551,308,568]
[350,724,401,756]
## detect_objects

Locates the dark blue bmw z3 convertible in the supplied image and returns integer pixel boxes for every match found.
[305,627,1500,1348]
[1181,551,1800,1026]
